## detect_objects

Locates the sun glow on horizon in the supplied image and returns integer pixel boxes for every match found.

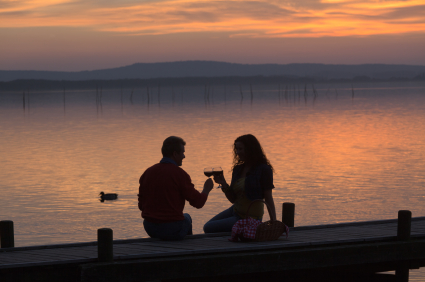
[1,0,424,70]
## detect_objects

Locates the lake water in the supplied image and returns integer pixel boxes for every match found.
[1,81,425,280]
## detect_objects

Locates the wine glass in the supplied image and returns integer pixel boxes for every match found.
[212,167,223,188]
[204,167,213,178]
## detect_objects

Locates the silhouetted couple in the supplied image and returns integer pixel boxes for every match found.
[138,135,276,240]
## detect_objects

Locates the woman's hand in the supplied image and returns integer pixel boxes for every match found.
[213,173,227,187]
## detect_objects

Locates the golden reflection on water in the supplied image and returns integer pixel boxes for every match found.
[0,82,425,251]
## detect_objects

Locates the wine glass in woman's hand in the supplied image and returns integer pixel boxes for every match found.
[212,167,224,188]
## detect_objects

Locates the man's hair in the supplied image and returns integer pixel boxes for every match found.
[161,136,186,157]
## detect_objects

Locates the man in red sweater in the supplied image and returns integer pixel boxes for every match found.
[138,136,214,240]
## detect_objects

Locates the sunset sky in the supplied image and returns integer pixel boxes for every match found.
[1,0,424,71]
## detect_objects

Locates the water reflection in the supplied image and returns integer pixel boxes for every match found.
[63,88,66,116]
[0,82,424,250]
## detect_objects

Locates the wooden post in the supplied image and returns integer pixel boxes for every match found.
[396,210,412,281]
[397,210,411,241]
[282,203,295,227]
[396,260,410,282]
[395,265,409,282]
[98,228,113,262]
[0,220,15,248]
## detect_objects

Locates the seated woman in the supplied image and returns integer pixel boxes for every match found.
[203,134,276,233]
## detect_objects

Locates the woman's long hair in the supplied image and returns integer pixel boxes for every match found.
[232,134,274,172]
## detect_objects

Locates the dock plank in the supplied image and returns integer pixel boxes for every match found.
[1,217,425,271]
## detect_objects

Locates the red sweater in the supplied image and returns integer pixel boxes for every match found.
[138,163,207,223]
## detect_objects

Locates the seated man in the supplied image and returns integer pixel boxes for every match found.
[138,136,213,240]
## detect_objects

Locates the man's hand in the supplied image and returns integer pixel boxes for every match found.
[202,178,214,195]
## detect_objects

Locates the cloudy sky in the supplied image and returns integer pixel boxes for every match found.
[1,0,424,71]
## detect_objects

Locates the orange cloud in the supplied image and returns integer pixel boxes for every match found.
[0,0,424,37]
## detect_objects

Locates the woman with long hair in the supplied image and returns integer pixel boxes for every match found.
[203,134,276,233]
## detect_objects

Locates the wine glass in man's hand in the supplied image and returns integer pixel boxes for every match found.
[204,168,213,178]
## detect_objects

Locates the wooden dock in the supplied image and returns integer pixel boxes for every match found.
[1,216,425,282]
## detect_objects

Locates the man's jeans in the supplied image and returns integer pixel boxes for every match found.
[143,213,193,241]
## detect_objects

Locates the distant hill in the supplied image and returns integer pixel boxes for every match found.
[1,61,425,82]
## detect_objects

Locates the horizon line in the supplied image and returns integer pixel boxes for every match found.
[2,60,425,73]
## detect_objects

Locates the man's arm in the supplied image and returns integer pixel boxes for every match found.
[182,174,213,209]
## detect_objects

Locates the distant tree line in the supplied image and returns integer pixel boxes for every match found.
[0,74,424,92]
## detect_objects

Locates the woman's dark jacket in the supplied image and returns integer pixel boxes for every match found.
[230,163,274,200]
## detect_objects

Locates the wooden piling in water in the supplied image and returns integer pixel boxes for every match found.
[204,85,207,106]
[172,86,175,106]
[130,88,134,104]
[98,228,113,262]
[211,86,214,105]
[282,203,295,227]
[158,84,160,107]
[22,91,25,111]
[0,220,14,248]
[239,85,243,104]
[120,86,123,108]
[278,84,281,105]
[298,85,301,103]
[397,210,411,241]
[250,84,253,104]
[285,85,288,103]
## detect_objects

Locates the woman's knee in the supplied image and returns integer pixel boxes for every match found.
[203,221,213,233]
